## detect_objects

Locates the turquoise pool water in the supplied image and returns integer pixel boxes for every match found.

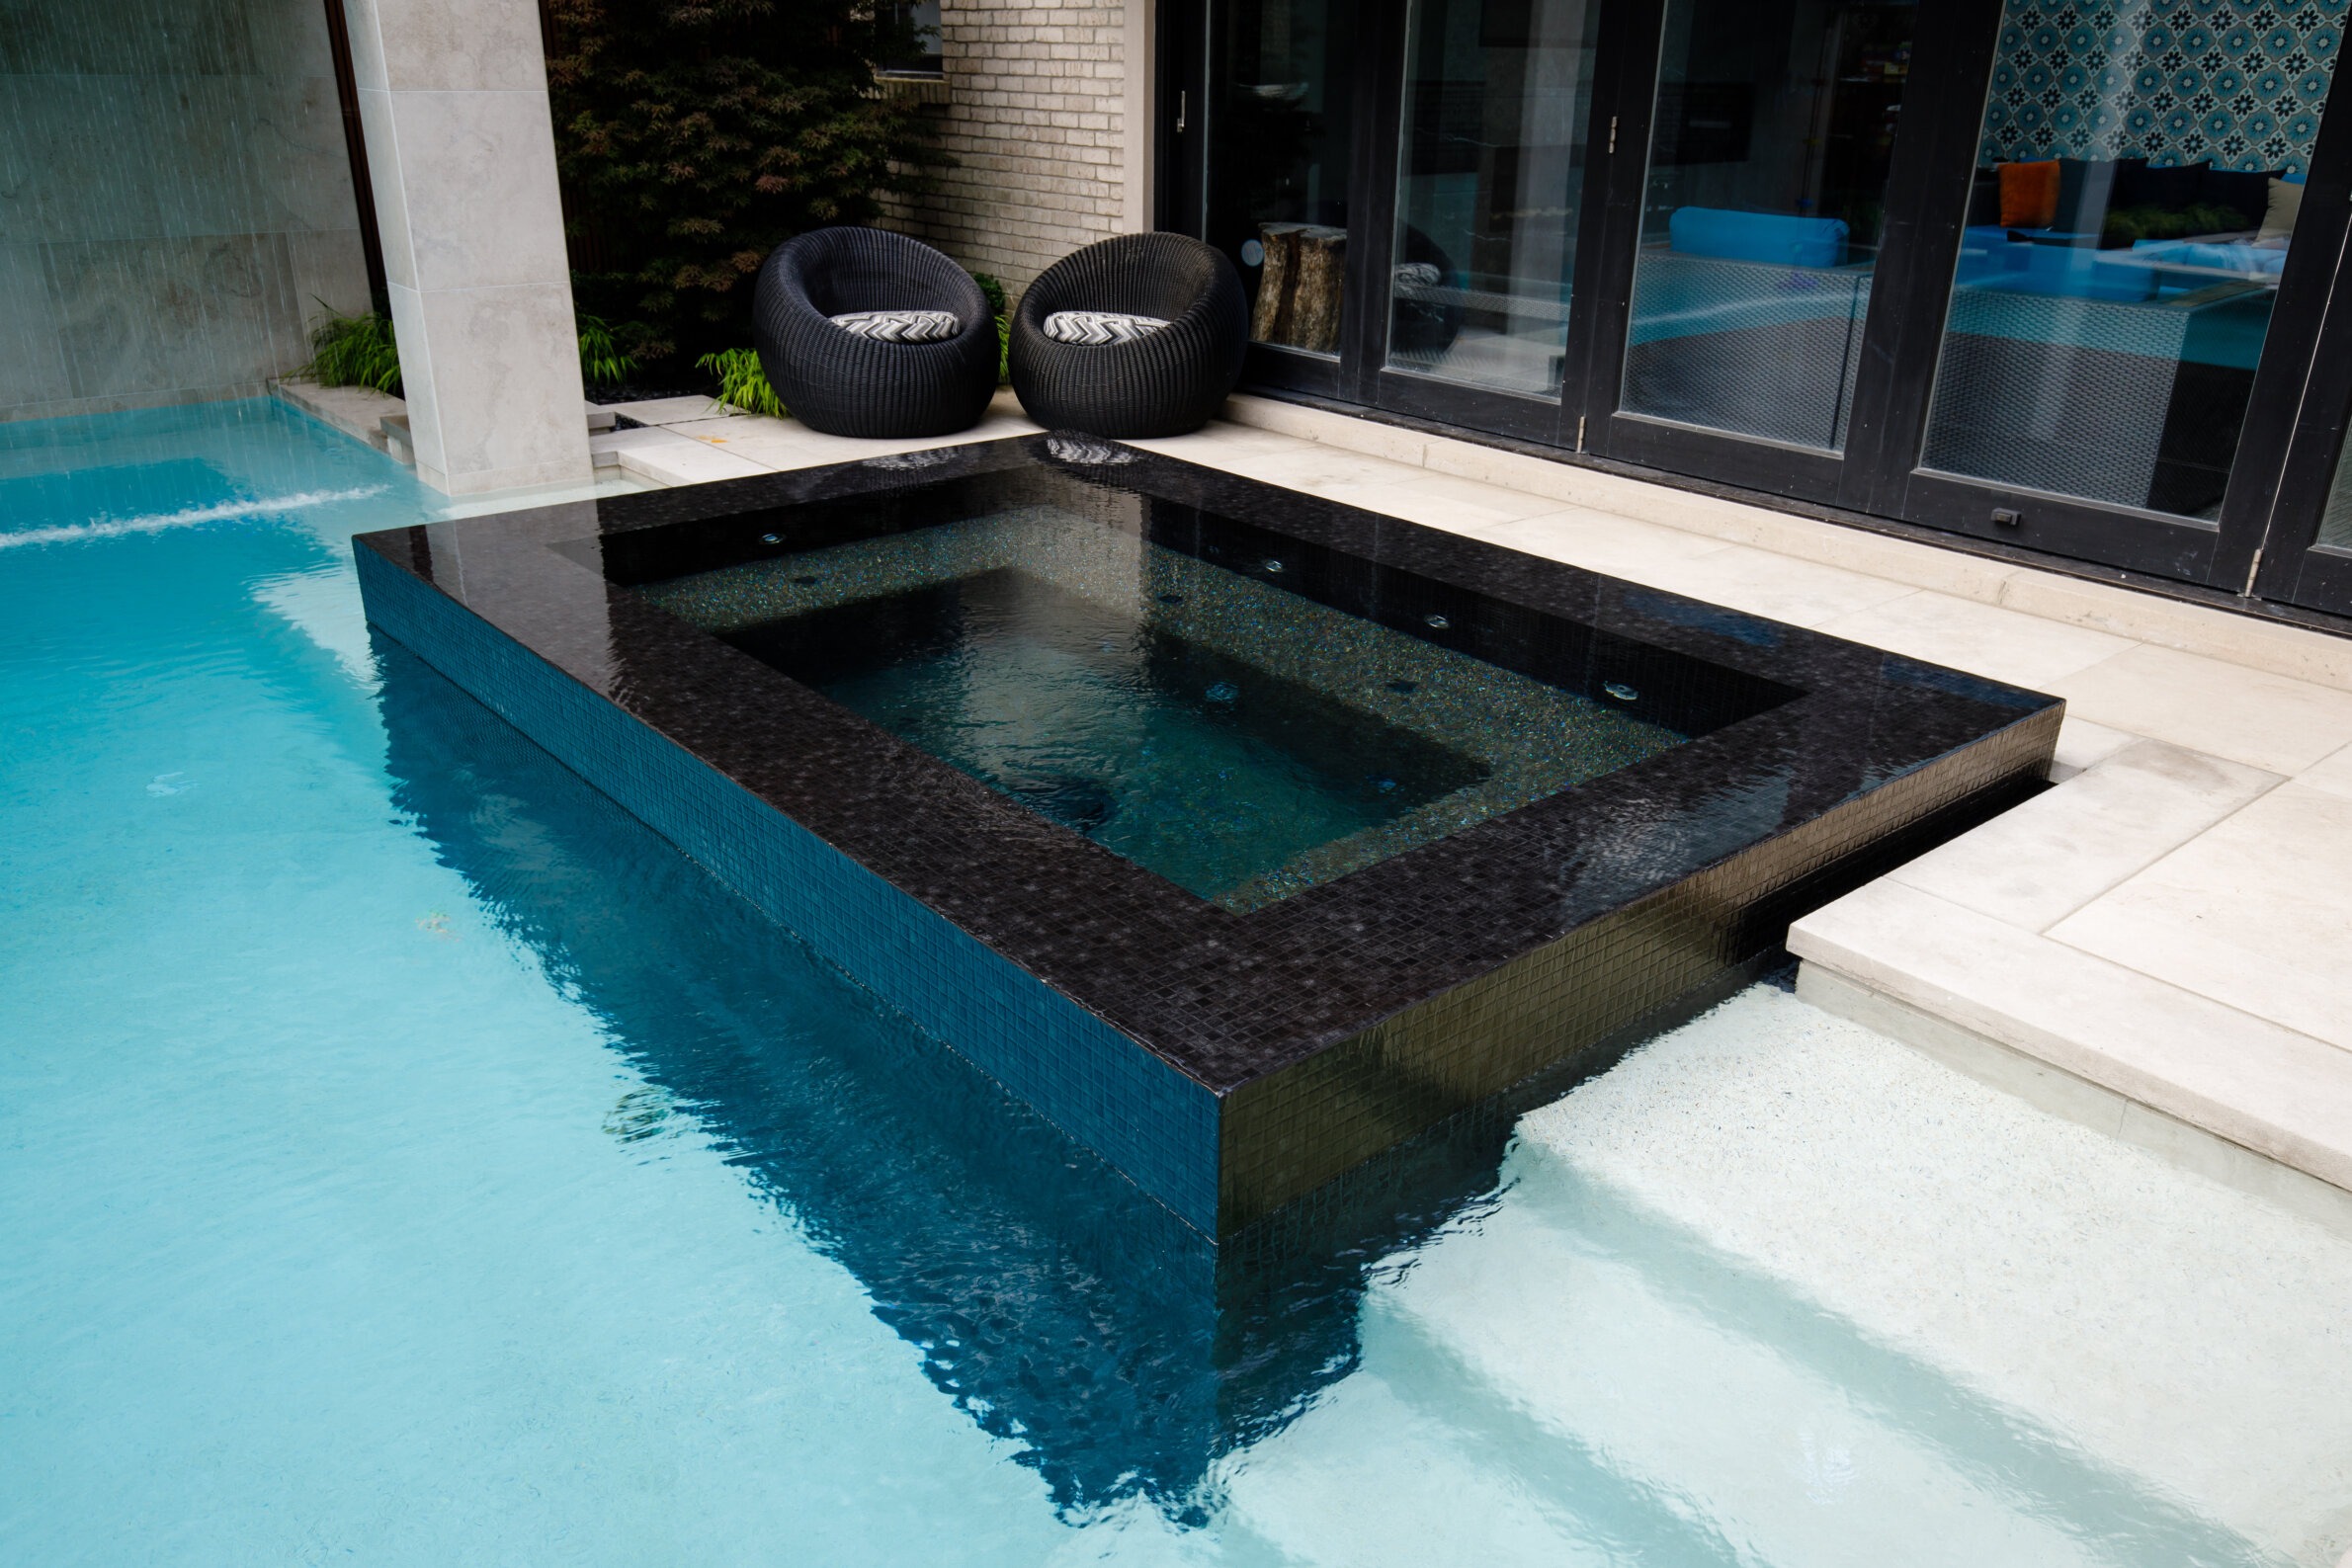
[4,398,2346,1566]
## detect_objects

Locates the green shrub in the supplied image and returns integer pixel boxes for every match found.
[305,306,645,398]
[547,0,943,367]
[577,313,639,386]
[697,348,787,417]
[299,307,402,396]
[970,271,1010,384]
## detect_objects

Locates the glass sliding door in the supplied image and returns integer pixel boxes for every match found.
[1619,0,1919,452]
[1207,0,1358,359]
[2322,456,2352,553]
[1384,0,1604,398]
[1916,1,2339,521]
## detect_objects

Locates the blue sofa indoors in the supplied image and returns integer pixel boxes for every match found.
[1666,206,1848,269]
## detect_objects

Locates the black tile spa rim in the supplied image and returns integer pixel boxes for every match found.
[355,434,2061,1098]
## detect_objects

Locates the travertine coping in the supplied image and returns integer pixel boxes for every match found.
[1219,393,2352,695]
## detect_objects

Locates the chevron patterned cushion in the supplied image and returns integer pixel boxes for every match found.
[1041,309,1171,346]
[828,309,962,343]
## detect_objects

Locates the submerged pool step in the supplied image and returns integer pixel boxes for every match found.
[1357,1168,2260,1568]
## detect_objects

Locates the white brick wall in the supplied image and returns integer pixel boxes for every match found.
[882,2,1148,296]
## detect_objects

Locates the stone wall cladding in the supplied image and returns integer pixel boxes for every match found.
[0,0,375,422]
[882,3,1134,296]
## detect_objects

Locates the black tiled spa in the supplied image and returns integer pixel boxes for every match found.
[354,434,2060,1237]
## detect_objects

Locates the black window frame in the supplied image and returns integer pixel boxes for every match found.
[1158,0,2352,620]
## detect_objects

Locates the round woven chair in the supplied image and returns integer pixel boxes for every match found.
[752,227,1000,439]
[1009,233,1248,439]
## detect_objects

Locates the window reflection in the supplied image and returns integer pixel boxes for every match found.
[1920,2,2338,519]
[1386,0,1603,397]
[1621,0,1917,453]
[1211,0,1356,357]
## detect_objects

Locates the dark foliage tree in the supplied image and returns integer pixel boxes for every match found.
[546,0,940,368]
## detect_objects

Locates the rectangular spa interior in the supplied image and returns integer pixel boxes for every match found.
[356,436,2060,1237]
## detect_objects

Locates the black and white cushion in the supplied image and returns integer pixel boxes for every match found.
[1045,435,1137,465]
[1040,309,1170,346]
[829,309,962,343]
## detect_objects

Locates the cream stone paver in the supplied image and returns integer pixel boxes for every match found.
[639,401,1045,475]
[1212,442,1432,496]
[1313,471,1570,532]
[602,394,735,427]
[2046,643,2352,775]
[588,425,701,459]
[1813,589,2137,692]
[1123,423,1302,459]
[1226,394,1434,464]
[1887,740,2281,933]
[1998,567,2352,693]
[2050,783,2352,1053]
[2051,715,2137,779]
[2302,739,2352,801]
[612,436,770,486]
[1790,879,2352,1195]
[663,414,769,443]
[1473,507,1741,580]
[1595,541,1918,627]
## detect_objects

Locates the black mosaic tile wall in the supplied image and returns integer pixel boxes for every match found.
[1218,711,2058,1228]
[355,435,2061,1238]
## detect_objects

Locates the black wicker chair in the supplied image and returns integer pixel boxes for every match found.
[1009,234,1248,439]
[752,227,1000,439]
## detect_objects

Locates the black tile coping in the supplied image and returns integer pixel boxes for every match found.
[354,433,2060,1237]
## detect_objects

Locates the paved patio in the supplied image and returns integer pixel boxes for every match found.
[589,388,2352,1231]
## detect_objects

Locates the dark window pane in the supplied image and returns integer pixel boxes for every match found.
[1386,0,1603,396]
[1210,0,1356,356]
[880,2,943,76]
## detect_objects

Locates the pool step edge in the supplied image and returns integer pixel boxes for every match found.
[1790,900,2352,1241]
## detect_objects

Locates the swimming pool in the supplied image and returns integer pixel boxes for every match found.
[5,397,2349,1565]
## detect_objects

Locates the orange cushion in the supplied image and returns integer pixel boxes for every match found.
[1997,160,2060,229]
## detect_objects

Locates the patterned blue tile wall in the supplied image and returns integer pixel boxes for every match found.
[1981,0,2343,171]
[358,547,1225,1234]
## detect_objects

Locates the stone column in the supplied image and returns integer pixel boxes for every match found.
[341,0,588,494]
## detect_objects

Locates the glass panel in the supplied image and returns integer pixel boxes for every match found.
[1620,0,1918,452]
[2319,442,2352,553]
[1210,0,1356,357]
[1386,0,1604,396]
[881,2,944,74]
[1919,3,2339,521]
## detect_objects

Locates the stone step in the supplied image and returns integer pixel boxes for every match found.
[1790,877,2352,1214]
